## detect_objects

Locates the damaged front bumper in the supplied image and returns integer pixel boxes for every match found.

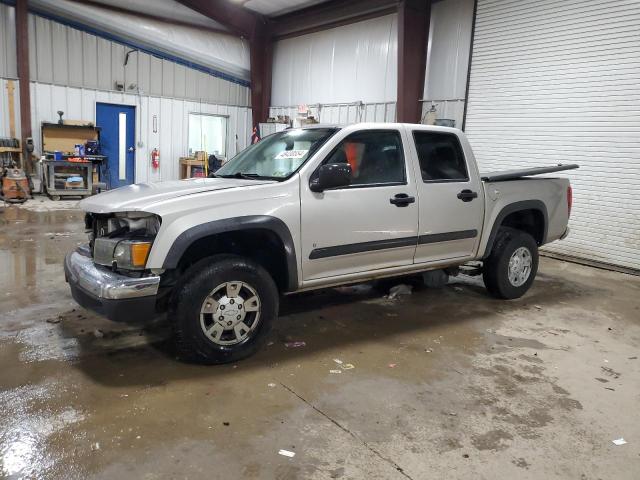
[64,246,160,322]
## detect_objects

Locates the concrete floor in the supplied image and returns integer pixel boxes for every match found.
[1,199,639,479]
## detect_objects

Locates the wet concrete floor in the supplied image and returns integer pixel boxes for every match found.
[1,200,639,479]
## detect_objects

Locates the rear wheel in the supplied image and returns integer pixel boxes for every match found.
[171,255,278,364]
[483,227,538,299]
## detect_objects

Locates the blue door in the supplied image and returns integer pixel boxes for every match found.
[96,103,136,189]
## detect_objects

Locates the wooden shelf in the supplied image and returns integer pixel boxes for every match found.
[0,147,21,153]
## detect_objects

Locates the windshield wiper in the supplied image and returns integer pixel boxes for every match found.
[218,172,267,180]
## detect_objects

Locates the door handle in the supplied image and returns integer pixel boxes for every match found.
[390,193,415,207]
[457,189,478,202]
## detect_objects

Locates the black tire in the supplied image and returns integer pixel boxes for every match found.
[170,254,279,364]
[483,227,539,299]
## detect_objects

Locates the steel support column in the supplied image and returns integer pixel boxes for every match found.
[249,24,273,127]
[15,0,32,173]
[397,0,431,124]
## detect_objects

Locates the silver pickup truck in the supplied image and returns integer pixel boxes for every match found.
[65,123,576,363]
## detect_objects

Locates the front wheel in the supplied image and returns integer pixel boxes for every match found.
[171,255,279,364]
[483,227,539,299]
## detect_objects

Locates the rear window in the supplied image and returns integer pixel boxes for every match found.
[413,131,468,182]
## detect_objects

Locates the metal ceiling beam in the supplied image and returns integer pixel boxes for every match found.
[176,0,260,37]
[397,0,431,123]
[15,0,32,174]
[271,0,399,39]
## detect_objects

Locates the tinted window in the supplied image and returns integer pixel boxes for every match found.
[323,130,405,186]
[413,132,468,182]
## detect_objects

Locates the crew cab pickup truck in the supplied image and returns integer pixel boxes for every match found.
[65,123,576,363]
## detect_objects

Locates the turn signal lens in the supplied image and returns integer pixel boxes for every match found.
[131,242,152,267]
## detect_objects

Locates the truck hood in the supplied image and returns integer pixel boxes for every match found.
[79,178,275,213]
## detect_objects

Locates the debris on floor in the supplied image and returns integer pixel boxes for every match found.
[388,363,397,368]
[329,370,342,374]
[267,383,276,388]
[387,284,413,299]
[278,449,296,458]
[284,341,306,348]
[332,358,355,371]
[91,442,100,451]
[46,316,61,324]
[612,438,627,446]
[93,329,104,338]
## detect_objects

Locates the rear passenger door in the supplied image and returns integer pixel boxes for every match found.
[409,129,484,264]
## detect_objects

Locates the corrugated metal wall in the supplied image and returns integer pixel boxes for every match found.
[271,14,398,106]
[270,0,473,128]
[0,5,250,105]
[421,0,474,127]
[465,0,640,272]
[0,4,17,79]
[0,3,252,183]
[22,80,251,183]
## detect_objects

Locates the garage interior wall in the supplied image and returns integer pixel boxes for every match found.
[270,0,473,128]
[421,0,474,127]
[0,3,252,183]
[270,13,398,124]
[464,0,640,272]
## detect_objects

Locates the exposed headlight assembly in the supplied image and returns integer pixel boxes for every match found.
[94,238,153,270]
[90,212,160,271]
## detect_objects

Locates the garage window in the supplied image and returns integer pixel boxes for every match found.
[188,113,228,158]
[413,131,468,182]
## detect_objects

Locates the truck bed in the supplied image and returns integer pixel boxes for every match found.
[480,164,579,182]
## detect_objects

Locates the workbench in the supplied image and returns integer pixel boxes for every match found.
[42,159,98,200]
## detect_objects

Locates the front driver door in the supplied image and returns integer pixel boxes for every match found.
[300,128,419,282]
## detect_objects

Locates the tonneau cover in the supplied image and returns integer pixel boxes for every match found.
[481,164,579,182]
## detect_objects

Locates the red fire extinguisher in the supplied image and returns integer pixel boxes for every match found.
[151,148,160,169]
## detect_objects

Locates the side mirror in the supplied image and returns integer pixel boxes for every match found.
[310,163,352,192]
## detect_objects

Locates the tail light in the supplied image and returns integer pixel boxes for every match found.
[567,185,573,218]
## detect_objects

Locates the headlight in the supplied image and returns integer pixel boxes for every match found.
[94,238,153,270]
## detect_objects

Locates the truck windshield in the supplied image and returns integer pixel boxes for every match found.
[215,128,339,180]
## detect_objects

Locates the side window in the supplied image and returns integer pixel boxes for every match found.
[323,130,406,186]
[413,131,468,182]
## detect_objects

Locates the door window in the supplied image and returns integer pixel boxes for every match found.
[321,130,405,187]
[413,131,468,182]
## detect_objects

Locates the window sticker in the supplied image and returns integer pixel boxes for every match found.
[275,150,309,160]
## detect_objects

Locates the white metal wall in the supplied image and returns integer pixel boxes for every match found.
[0,4,250,106]
[29,0,250,82]
[24,80,251,183]
[422,0,474,127]
[0,4,16,79]
[465,0,640,271]
[270,0,474,128]
[0,3,253,183]
[271,14,398,106]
